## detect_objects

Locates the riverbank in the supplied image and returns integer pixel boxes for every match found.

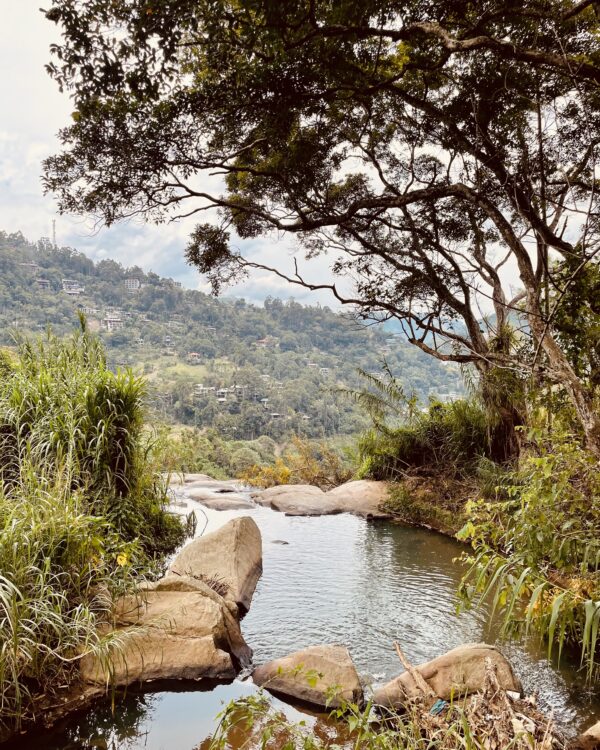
[383,475,472,537]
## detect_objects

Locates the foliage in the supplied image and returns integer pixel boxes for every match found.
[383,479,467,535]
[356,396,491,482]
[206,681,564,750]
[42,0,600,453]
[0,470,140,729]
[239,437,353,490]
[0,322,188,561]
[154,426,279,481]
[0,324,194,730]
[458,428,600,678]
[552,257,600,391]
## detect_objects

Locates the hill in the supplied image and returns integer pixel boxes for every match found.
[0,230,463,440]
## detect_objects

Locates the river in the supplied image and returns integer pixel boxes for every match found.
[17,491,600,749]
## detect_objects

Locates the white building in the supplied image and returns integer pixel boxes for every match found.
[101,315,124,332]
[62,279,85,295]
[125,278,141,292]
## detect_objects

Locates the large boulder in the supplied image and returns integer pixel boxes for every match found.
[252,644,363,709]
[169,516,262,613]
[373,643,521,707]
[326,480,390,519]
[252,485,336,516]
[251,481,390,519]
[80,589,252,686]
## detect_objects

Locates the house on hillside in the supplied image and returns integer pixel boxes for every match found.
[62,279,85,295]
[188,352,202,364]
[80,305,100,316]
[101,315,124,332]
[194,384,216,397]
[36,278,51,290]
[255,336,279,349]
[125,278,141,292]
[19,262,40,272]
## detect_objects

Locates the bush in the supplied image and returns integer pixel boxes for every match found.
[0,470,139,728]
[358,399,491,481]
[459,428,600,677]
[0,323,192,730]
[239,437,353,489]
[0,323,188,560]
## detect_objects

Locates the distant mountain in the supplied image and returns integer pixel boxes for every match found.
[0,230,463,439]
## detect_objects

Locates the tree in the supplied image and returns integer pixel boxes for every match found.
[43,0,600,455]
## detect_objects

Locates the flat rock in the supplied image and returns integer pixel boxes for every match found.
[186,488,254,510]
[79,590,251,686]
[373,643,522,707]
[251,481,390,518]
[169,516,262,612]
[166,472,215,486]
[252,644,363,708]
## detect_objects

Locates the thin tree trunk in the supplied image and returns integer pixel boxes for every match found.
[528,310,600,458]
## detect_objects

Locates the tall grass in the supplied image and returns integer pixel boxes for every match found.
[0,320,187,558]
[0,321,190,730]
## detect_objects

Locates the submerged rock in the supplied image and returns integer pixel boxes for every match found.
[169,516,262,612]
[252,644,363,708]
[251,480,390,519]
[373,643,521,707]
[80,590,251,686]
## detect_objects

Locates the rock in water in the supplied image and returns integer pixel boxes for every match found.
[169,516,262,613]
[80,590,252,686]
[252,485,332,515]
[326,480,391,519]
[251,481,390,518]
[252,644,363,708]
[572,721,600,750]
[373,643,521,707]
[185,488,254,510]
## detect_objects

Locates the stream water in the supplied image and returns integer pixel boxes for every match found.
[18,491,600,749]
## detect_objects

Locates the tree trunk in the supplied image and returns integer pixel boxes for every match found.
[528,312,600,458]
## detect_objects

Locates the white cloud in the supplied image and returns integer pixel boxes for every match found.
[0,2,343,309]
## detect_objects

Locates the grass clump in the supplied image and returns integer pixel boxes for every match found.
[0,321,188,559]
[0,321,191,732]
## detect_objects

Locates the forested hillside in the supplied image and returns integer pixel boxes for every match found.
[0,230,461,439]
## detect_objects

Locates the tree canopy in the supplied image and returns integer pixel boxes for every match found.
[43,0,600,453]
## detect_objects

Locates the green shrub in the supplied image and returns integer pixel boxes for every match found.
[358,399,491,480]
[0,323,192,730]
[0,323,187,560]
[0,467,141,729]
[459,428,600,678]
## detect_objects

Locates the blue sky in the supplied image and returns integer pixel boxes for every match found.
[0,3,340,306]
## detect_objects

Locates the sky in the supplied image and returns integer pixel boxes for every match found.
[0,3,338,306]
